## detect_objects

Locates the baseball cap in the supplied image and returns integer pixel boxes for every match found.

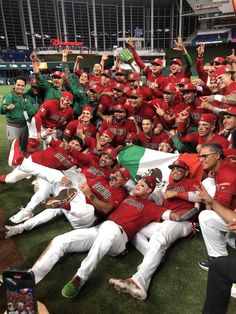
[176,77,191,86]
[170,57,182,66]
[61,91,74,102]
[141,175,156,192]
[101,70,112,78]
[118,167,131,181]
[126,88,142,98]
[199,113,217,125]
[102,147,117,160]
[151,58,163,66]
[30,78,39,87]
[114,104,126,112]
[159,138,174,148]
[223,148,236,157]
[89,84,103,94]
[168,160,189,171]
[102,129,114,140]
[211,65,233,80]
[182,83,196,92]
[211,57,224,65]
[163,83,176,94]
[113,82,125,91]
[125,132,138,141]
[219,106,236,117]
[115,69,125,76]
[128,72,140,81]
[52,70,63,78]
[82,106,93,113]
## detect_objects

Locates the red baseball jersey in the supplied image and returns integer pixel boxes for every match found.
[64,120,96,139]
[35,99,74,132]
[108,196,165,240]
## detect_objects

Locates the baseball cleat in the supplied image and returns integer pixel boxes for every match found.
[198,256,215,271]
[45,188,77,208]
[109,278,147,300]
[61,275,85,298]
[9,207,33,224]
[8,138,24,167]
[5,225,24,239]
[231,284,236,298]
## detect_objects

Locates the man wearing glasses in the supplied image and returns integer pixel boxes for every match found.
[198,143,236,270]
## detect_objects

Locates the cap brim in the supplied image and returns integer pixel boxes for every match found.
[219,110,236,117]
[168,164,187,170]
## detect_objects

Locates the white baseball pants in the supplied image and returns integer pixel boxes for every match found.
[31,221,128,284]
[131,220,192,293]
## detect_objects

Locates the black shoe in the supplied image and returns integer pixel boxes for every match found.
[198,256,215,271]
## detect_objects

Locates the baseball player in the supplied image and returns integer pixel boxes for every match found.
[5,168,130,238]
[109,160,200,300]
[25,176,164,299]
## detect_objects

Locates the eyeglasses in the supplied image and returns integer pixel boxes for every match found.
[212,62,220,66]
[198,152,216,160]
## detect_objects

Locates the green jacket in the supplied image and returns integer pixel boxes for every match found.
[0,90,35,126]
[35,72,65,101]
[24,88,43,121]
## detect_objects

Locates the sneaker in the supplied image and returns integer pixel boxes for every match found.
[61,276,85,298]
[45,188,77,208]
[109,278,147,300]
[231,284,236,298]
[5,225,24,239]
[9,208,33,224]
[198,256,215,271]
[8,138,24,167]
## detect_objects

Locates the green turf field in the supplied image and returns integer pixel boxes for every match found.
[0,85,235,314]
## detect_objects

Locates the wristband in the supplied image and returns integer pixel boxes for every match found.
[214,95,223,102]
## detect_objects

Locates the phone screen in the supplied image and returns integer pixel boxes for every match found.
[3,271,38,314]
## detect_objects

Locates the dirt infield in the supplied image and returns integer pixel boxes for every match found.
[0,208,23,313]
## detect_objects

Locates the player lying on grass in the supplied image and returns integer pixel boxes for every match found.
[5,167,130,238]
[109,160,200,300]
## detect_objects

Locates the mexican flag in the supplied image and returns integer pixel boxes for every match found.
[118,145,203,203]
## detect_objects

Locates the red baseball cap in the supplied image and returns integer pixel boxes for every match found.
[102,147,117,160]
[89,84,103,94]
[223,148,236,157]
[114,104,126,112]
[113,82,125,91]
[128,72,140,81]
[176,77,191,86]
[52,70,63,78]
[163,83,176,94]
[118,167,131,181]
[82,106,93,113]
[30,78,39,87]
[141,175,156,192]
[168,160,189,171]
[126,88,142,98]
[61,91,74,102]
[160,138,174,148]
[151,58,163,66]
[125,132,138,141]
[220,106,236,117]
[115,69,125,75]
[199,113,217,125]
[170,58,182,66]
[211,57,224,65]
[102,129,114,140]
[211,65,233,79]
[182,83,196,92]
[101,70,112,78]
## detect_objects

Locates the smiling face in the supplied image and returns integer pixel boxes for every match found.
[216,73,232,91]
[109,170,126,188]
[99,133,112,146]
[170,166,187,182]
[182,90,196,105]
[79,72,89,85]
[81,110,93,123]
[93,63,102,75]
[163,91,174,104]
[198,121,214,137]
[59,96,72,110]
[223,115,236,131]
[114,110,126,122]
[151,63,162,74]
[52,76,63,89]
[69,139,82,151]
[14,79,26,95]
[142,119,153,134]
[98,153,114,168]
[133,179,151,198]
[170,62,181,74]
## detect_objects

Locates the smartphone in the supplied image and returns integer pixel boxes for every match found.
[3,269,38,314]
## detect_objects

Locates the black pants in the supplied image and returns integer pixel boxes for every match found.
[202,256,236,314]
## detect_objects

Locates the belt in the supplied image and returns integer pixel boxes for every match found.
[7,122,25,128]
